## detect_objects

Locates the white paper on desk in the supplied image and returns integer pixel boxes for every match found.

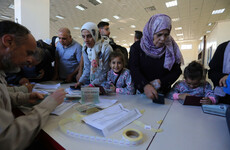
[51,102,76,115]
[82,103,142,136]
[33,83,60,90]
[95,98,117,109]
[65,88,81,97]
[32,89,50,94]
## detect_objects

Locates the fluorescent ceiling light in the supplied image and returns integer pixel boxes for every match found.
[96,0,102,4]
[1,15,11,19]
[172,18,179,22]
[208,23,212,26]
[175,27,182,30]
[73,27,80,30]
[165,0,177,8]
[176,33,183,36]
[56,15,64,19]
[130,25,136,28]
[199,37,203,40]
[76,4,87,11]
[122,40,126,42]
[212,8,225,15]
[206,31,211,33]
[181,44,192,50]
[8,4,14,9]
[179,38,184,41]
[113,15,120,19]
[130,34,134,36]
[112,36,117,38]
[101,18,110,22]
[123,43,128,46]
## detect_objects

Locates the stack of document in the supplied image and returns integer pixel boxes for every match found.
[33,83,60,89]
[82,103,142,136]
[33,83,61,94]
[65,88,81,98]
[51,102,76,115]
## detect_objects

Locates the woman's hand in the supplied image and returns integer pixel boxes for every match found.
[200,97,212,104]
[75,82,82,88]
[219,75,229,87]
[178,93,190,100]
[144,84,158,99]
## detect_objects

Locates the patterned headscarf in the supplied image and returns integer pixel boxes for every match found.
[81,22,99,43]
[140,14,183,70]
[81,22,109,82]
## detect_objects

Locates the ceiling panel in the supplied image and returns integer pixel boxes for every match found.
[0,0,230,47]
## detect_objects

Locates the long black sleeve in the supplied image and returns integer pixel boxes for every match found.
[208,41,229,87]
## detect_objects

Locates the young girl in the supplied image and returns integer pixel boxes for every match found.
[102,51,135,95]
[168,61,217,104]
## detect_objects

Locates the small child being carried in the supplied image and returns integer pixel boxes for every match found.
[102,51,135,95]
[168,61,217,104]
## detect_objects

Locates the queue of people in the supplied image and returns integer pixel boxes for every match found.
[0,13,229,150]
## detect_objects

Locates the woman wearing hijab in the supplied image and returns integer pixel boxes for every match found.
[129,14,183,100]
[75,22,113,87]
[208,41,230,104]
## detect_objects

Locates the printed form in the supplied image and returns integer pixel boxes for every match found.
[83,103,142,136]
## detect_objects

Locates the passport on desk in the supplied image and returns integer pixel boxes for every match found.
[179,96,203,106]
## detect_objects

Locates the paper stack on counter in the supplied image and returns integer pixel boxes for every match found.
[65,88,81,100]
[33,83,60,89]
[51,102,76,115]
[33,83,61,94]
[82,103,142,136]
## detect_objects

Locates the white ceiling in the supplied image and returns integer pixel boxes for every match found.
[0,0,230,47]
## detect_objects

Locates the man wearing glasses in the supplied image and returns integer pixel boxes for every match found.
[53,28,82,82]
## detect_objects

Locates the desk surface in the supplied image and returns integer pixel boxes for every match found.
[149,100,230,150]
[39,83,230,150]
[43,92,172,150]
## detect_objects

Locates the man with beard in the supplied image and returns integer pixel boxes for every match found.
[0,20,66,150]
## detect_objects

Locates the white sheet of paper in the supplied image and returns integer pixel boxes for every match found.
[33,83,60,90]
[95,98,117,109]
[51,102,76,115]
[82,103,142,136]
[65,88,81,97]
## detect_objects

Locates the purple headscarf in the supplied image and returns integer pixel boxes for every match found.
[140,14,183,70]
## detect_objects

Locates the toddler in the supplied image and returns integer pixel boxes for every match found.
[102,51,135,95]
[168,61,217,104]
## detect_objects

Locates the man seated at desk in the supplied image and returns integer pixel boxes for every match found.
[0,20,66,150]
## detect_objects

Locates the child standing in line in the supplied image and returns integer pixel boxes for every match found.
[168,61,217,104]
[102,51,135,95]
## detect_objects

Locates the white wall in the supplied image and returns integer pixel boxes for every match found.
[177,40,200,70]
[205,19,230,68]
[14,0,50,40]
